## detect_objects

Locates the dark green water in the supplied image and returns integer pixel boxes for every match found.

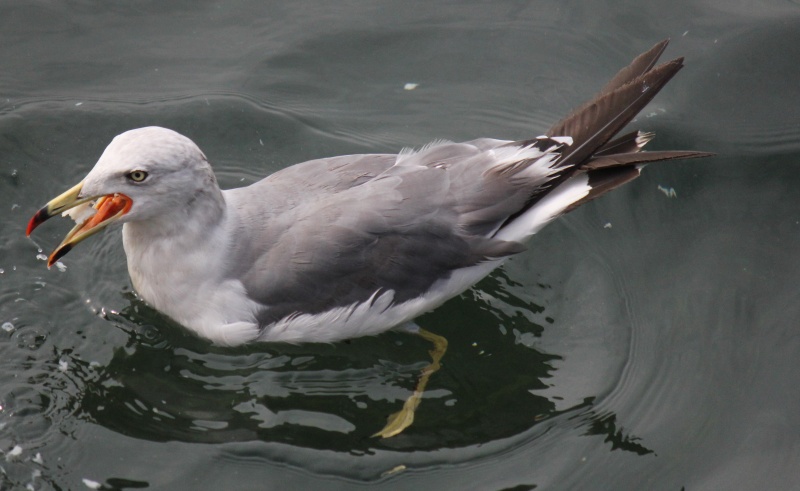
[2,1,800,490]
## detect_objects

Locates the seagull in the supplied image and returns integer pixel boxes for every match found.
[27,39,710,437]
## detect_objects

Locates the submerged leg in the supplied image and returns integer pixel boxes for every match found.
[373,325,449,438]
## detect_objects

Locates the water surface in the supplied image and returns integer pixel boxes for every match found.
[2,1,800,489]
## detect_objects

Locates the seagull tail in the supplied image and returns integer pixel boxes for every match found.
[493,40,712,241]
[544,39,713,204]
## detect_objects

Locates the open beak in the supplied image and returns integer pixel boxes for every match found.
[26,181,133,268]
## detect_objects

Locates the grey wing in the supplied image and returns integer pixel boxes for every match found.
[232,143,542,325]
[234,153,397,215]
[230,39,714,328]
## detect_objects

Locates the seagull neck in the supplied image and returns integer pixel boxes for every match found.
[121,188,231,308]
[128,188,226,240]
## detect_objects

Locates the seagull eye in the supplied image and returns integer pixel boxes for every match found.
[127,170,149,183]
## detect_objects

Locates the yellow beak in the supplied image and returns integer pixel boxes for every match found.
[27,181,132,267]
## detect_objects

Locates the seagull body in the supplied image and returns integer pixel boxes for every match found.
[28,40,711,346]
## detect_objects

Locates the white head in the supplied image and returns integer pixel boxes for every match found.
[27,126,225,265]
[82,126,221,223]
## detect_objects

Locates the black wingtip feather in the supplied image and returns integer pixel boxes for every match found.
[498,41,710,233]
[548,57,685,170]
[546,39,672,141]
[583,150,715,171]
[598,39,671,95]
[564,166,642,214]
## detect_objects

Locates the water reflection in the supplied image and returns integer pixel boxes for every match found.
[68,274,639,455]
[573,403,654,456]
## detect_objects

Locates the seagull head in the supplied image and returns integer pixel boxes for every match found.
[27,126,221,267]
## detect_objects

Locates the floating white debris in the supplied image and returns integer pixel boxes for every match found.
[36,254,47,261]
[55,261,67,272]
[645,107,667,118]
[82,478,102,489]
[657,185,677,198]
[603,222,612,229]
[11,204,20,211]
[75,102,83,106]
[58,360,69,372]
[403,83,419,90]
[6,445,22,461]
[381,464,407,477]
[32,453,44,465]
[2,322,13,332]
[259,138,264,146]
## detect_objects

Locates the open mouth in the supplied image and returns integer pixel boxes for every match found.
[26,182,132,267]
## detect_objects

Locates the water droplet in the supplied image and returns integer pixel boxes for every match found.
[6,445,23,461]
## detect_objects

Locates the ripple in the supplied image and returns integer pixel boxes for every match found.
[681,23,800,155]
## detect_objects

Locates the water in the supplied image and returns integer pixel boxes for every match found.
[2,1,800,490]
